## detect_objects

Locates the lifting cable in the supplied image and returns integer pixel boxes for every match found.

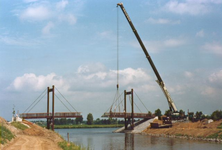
[54,93,71,112]
[106,91,124,113]
[26,90,47,113]
[55,87,78,112]
[116,5,121,112]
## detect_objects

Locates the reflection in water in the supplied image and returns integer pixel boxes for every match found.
[125,133,134,150]
[55,128,222,150]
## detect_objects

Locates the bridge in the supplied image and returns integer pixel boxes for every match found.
[20,85,82,130]
[102,89,155,130]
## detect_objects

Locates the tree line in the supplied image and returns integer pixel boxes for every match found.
[33,109,222,126]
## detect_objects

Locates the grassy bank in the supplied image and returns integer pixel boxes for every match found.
[54,124,124,129]
[0,124,14,144]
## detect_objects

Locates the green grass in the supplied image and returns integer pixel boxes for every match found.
[58,141,86,150]
[207,131,222,139]
[11,122,28,130]
[0,124,15,144]
[217,123,222,129]
[54,124,124,129]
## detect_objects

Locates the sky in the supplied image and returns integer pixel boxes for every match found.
[0,0,222,121]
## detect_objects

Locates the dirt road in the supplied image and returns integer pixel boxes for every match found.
[2,135,62,150]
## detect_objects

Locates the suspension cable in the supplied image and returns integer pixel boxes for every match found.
[105,91,124,113]
[55,93,71,112]
[23,89,47,113]
[55,87,78,112]
[134,90,149,112]
[27,90,47,113]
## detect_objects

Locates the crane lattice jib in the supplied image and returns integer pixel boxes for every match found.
[117,3,178,113]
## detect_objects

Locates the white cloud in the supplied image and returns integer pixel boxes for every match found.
[202,42,222,55]
[56,0,69,11]
[201,70,222,96]
[23,0,38,3]
[42,21,54,35]
[8,73,66,91]
[196,30,205,37]
[8,63,154,93]
[58,14,77,25]
[20,6,51,21]
[97,31,115,41]
[184,71,194,78]
[147,17,181,25]
[208,70,222,85]
[164,0,221,15]
[0,35,38,46]
[132,38,186,53]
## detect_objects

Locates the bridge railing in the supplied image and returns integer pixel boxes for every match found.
[20,112,82,119]
[102,112,153,118]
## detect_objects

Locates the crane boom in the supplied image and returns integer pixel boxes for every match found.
[117,3,178,113]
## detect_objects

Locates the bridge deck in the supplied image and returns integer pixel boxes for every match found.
[20,112,82,119]
[102,112,153,119]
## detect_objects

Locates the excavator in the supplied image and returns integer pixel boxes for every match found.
[117,3,179,117]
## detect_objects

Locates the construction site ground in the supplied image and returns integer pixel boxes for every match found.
[143,119,222,141]
[0,117,63,150]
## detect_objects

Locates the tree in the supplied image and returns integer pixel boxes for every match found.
[148,111,152,117]
[195,111,203,120]
[87,113,93,125]
[164,110,171,117]
[179,109,185,118]
[155,109,162,119]
[76,116,83,124]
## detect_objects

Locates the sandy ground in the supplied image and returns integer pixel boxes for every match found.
[1,117,63,150]
[2,135,62,150]
[143,119,222,138]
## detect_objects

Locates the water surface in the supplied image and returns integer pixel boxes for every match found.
[55,128,222,150]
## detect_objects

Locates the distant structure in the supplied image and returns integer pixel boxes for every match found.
[12,114,22,122]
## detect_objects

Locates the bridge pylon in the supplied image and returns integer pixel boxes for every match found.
[47,85,55,130]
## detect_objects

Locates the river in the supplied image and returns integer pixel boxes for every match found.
[55,128,222,150]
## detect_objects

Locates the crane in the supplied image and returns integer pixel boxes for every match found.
[117,3,179,115]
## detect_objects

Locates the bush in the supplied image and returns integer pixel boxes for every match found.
[58,141,85,150]
[0,125,14,144]
[11,122,28,130]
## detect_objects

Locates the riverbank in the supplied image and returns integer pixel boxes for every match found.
[143,119,222,142]
[0,117,82,150]
[54,124,124,129]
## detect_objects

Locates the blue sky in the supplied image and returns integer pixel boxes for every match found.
[0,0,222,120]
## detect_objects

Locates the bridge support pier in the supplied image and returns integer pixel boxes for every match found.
[47,85,55,130]
[124,89,134,130]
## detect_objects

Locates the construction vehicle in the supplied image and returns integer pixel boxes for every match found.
[117,3,179,116]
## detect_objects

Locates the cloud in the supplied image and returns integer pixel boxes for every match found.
[23,0,38,3]
[164,0,221,15]
[20,5,51,21]
[0,35,38,46]
[8,73,66,91]
[58,14,77,25]
[201,70,222,96]
[42,21,54,35]
[96,31,115,41]
[146,17,181,25]
[56,0,69,11]
[132,38,186,53]
[184,71,194,78]
[208,70,222,88]
[202,42,222,55]
[196,30,205,37]
[7,63,155,93]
